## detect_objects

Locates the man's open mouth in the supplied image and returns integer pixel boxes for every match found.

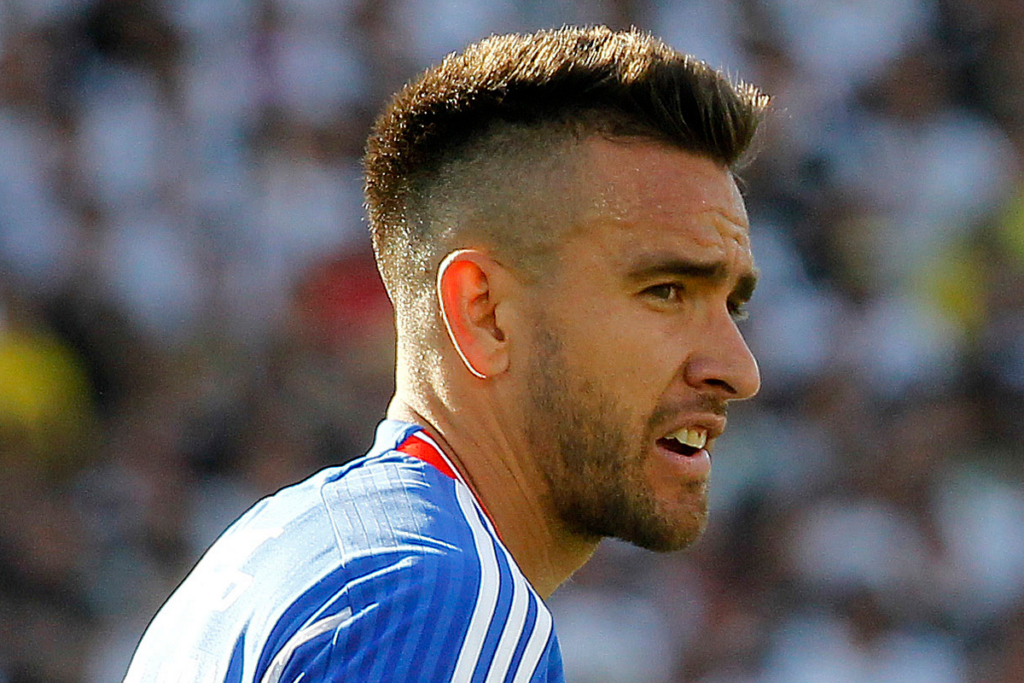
[657,427,708,457]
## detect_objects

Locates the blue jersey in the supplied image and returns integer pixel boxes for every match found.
[123,420,564,683]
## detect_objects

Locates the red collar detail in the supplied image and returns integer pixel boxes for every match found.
[396,432,458,480]
[396,431,501,538]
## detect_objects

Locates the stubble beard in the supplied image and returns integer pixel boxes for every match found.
[524,326,708,552]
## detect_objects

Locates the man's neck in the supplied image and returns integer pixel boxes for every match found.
[386,394,598,599]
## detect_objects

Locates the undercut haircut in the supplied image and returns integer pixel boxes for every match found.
[364,25,769,330]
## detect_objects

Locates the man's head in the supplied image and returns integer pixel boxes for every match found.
[365,26,765,327]
[365,26,767,551]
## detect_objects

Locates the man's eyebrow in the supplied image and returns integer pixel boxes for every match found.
[626,256,759,295]
[626,256,729,283]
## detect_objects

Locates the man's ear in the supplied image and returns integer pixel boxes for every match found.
[437,249,512,379]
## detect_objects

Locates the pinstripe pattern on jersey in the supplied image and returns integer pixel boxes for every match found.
[260,608,351,683]
[398,428,555,683]
[122,419,564,683]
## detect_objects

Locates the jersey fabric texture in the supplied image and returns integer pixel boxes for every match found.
[123,420,564,683]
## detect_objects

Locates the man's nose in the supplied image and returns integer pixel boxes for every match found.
[682,310,760,401]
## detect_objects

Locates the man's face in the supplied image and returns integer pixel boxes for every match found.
[517,138,760,552]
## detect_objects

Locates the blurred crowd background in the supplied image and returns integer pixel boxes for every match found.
[2,0,1024,681]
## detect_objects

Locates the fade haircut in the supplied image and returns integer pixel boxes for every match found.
[364,25,768,330]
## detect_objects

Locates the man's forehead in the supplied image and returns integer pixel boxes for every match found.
[573,138,748,228]
[562,137,751,256]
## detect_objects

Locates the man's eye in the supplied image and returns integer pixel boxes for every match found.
[644,284,683,302]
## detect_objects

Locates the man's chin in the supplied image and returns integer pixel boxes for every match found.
[626,525,706,553]
[613,505,708,553]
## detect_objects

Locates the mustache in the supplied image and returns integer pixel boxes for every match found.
[649,394,728,426]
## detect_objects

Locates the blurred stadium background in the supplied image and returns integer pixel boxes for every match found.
[2,0,1024,681]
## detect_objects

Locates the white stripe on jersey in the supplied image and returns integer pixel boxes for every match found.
[260,608,351,683]
[450,484,503,682]
[418,430,553,683]
[510,596,553,683]
[483,570,531,683]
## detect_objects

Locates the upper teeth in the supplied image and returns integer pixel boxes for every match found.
[669,428,707,449]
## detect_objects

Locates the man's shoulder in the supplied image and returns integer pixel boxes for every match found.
[319,443,460,513]
[251,421,469,546]
[258,450,563,683]
[315,446,481,572]
[224,424,484,603]
[125,421,565,683]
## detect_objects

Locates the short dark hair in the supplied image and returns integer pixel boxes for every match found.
[364,25,768,308]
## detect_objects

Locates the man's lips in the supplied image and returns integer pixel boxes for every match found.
[656,435,703,457]
[658,415,726,452]
[654,437,712,478]
[662,426,708,454]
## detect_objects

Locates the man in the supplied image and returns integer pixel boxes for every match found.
[124,26,767,683]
